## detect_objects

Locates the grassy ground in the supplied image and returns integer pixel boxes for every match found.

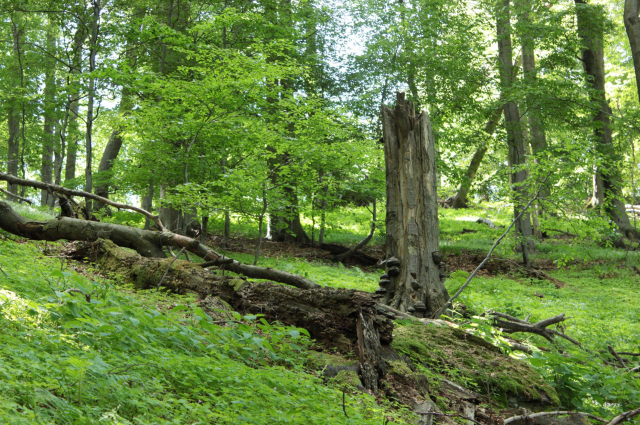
[3,201,640,421]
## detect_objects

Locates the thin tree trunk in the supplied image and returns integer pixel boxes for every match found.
[451,107,503,209]
[5,19,23,200]
[254,188,268,265]
[625,0,640,105]
[84,0,101,213]
[380,92,449,315]
[65,20,89,186]
[517,0,549,236]
[142,180,154,230]
[318,174,328,245]
[577,0,639,240]
[200,216,209,243]
[496,0,535,258]
[333,199,376,263]
[41,22,57,207]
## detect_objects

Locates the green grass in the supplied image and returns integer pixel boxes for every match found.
[5,199,640,420]
[0,239,407,424]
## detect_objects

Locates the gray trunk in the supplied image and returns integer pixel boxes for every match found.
[6,23,22,200]
[64,22,88,186]
[496,0,534,257]
[451,107,502,209]
[41,23,57,207]
[517,0,549,235]
[84,0,101,213]
[379,92,449,316]
[94,129,124,209]
[576,0,639,239]
[625,0,640,106]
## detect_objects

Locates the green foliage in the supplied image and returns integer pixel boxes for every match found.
[0,239,403,424]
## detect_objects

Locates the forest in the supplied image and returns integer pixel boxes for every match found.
[1,0,640,423]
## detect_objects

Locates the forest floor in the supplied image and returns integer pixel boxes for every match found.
[1,202,639,424]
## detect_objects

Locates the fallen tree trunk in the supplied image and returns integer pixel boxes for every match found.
[0,200,320,290]
[89,239,392,392]
[319,243,379,266]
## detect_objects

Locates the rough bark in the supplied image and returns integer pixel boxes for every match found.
[0,199,320,290]
[379,92,449,315]
[576,0,639,240]
[496,0,535,258]
[450,107,503,209]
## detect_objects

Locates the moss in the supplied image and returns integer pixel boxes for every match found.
[332,370,362,390]
[306,351,355,371]
[392,324,559,407]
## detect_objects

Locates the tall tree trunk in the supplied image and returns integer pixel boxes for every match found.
[517,0,550,236]
[318,182,328,245]
[65,21,89,186]
[84,0,101,213]
[142,179,154,230]
[41,22,57,207]
[576,0,639,240]
[5,19,23,200]
[451,107,503,209]
[624,0,640,104]
[379,92,449,316]
[496,0,535,259]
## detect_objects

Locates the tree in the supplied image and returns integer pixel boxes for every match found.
[576,0,639,240]
[496,0,535,263]
[624,0,640,104]
[378,93,449,316]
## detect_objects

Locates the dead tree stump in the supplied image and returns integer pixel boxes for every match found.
[377,92,449,316]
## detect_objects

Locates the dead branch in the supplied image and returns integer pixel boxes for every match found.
[433,176,549,319]
[158,247,186,290]
[605,407,640,425]
[333,199,376,263]
[544,228,577,237]
[0,172,166,231]
[476,218,499,228]
[0,200,320,290]
[490,312,581,346]
[608,345,629,369]
[504,411,607,424]
[0,187,32,204]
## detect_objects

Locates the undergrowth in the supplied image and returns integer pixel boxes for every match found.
[0,239,407,424]
[4,200,640,420]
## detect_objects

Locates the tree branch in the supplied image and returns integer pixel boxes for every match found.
[0,172,166,230]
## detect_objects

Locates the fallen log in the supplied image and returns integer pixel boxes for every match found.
[319,243,379,266]
[89,239,393,392]
[0,200,320,290]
